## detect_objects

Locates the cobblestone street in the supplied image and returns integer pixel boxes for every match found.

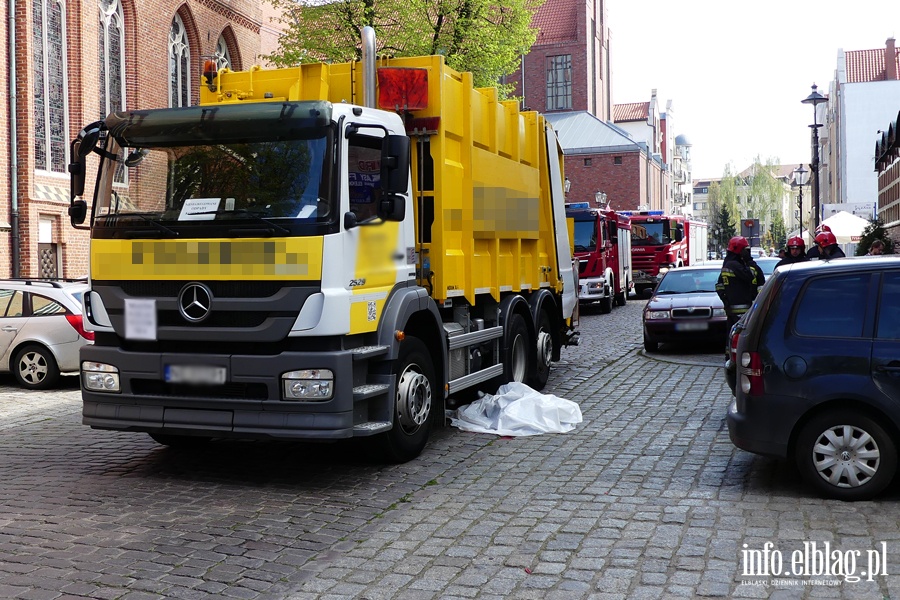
[2,301,900,599]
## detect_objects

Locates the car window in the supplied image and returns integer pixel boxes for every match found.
[794,273,870,338]
[0,289,24,317]
[656,270,718,293]
[876,271,900,339]
[31,293,67,316]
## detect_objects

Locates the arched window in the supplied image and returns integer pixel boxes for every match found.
[215,35,231,70]
[33,0,69,173]
[99,0,125,119]
[169,14,190,107]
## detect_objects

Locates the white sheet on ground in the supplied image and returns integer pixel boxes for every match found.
[448,382,582,436]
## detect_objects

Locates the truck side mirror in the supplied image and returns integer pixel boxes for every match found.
[68,122,103,228]
[380,135,410,194]
[377,193,406,222]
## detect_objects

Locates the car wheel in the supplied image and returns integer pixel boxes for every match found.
[527,309,554,391]
[13,344,60,390]
[795,411,897,501]
[148,433,212,448]
[375,336,435,463]
[643,335,657,353]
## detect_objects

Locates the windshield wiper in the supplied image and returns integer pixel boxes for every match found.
[111,212,179,237]
[189,209,291,235]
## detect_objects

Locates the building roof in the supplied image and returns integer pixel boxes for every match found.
[544,111,643,154]
[613,102,649,122]
[845,47,900,83]
[532,0,578,44]
[674,134,691,146]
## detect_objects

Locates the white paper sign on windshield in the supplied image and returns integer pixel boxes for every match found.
[178,197,221,220]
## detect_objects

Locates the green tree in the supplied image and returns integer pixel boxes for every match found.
[709,199,735,257]
[266,0,544,93]
[855,216,895,255]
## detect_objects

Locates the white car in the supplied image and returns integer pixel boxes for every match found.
[0,279,93,389]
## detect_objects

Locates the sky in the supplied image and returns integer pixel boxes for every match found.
[608,0,900,179]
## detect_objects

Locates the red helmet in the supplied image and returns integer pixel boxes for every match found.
[815,231,837,248]
[815,224,832,234]
[727,236,750,254]
[786,236,805,250]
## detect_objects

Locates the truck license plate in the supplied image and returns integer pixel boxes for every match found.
[165,365,227,385]
[675,322,708,331]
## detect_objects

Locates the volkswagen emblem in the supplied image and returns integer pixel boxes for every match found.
[178,283,213,323]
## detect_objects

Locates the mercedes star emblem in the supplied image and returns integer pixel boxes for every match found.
[178,283,213,323]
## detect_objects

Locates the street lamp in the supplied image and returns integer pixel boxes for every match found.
[594,190,607,208]
[792,164,809,235]
[801,84,827,229]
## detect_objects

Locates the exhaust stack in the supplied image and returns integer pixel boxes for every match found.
[362,26,376,108]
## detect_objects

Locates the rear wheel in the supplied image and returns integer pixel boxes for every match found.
[376,336,435,463]
[795,410,897,501]
[503,313,531,384]
[13,344,60,390]
[614,285,627,307]
[528,310,554,391]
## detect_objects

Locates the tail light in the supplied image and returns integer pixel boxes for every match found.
[739,351,763,396]
[729,330,740,364]
[65,314,95,341]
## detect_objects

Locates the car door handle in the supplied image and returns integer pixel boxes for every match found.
[875,364,900,373]
[0,326,17,332]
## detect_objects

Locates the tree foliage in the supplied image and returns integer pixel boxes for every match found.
[266,0,544,92]
[706,186,735,256]
[855,216,895,255]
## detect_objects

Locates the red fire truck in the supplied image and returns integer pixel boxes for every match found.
[566,202,632,313]
[623,211,708,297]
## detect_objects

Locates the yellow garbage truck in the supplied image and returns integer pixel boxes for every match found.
[68,28,578,461]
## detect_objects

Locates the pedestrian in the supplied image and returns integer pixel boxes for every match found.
[757,249,765,258]
[716,236,764,329]
[814,230,846,260]
[867,239,885,255]
[776,236,809,268]
[777,247,786,259]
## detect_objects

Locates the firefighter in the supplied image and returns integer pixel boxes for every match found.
[806,224,831,260]
[716,236,764,328]
[776,236,809,268]
[814,230,846,261]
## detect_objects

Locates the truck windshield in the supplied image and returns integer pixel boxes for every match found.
[94,134,334,224]
[632,221,668,246]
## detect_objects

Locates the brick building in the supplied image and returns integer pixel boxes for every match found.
[504,0,670,213]
[0,0,281,279]
[875,110,900,242]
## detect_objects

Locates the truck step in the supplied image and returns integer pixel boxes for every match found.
[353,383,390,400]
[353,421,392,434]
[351,345,390,361]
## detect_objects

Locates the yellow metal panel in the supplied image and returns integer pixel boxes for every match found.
[91,238,323,280]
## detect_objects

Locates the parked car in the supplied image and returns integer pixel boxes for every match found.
[642,265,728,352]
[727,257,900,500]
[0,279,93,389]
[753,256,781,278]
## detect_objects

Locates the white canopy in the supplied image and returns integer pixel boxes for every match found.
[790,211,869,245]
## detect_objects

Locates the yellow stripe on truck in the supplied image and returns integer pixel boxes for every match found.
[91,237,324,280]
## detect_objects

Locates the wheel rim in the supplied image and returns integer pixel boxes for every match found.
[511,333,528,382]
[19,352,48,385]
[812,424,881,488]
[536,329,553,371]
[396,365,432,434]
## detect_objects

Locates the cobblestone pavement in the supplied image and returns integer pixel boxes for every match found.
[3,300,900,599]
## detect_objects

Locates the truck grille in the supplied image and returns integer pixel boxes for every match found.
[132,379,269,400]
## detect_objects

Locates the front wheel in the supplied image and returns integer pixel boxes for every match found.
[13,344,60,390]
[528,310,554,391]
[795,411,897,501]
[643,334,658,353]
[376,336,435,463]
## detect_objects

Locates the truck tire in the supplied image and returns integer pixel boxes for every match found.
[377,336,435,463]
[528,310,554,391]
[614,282,628,306]
[599,281,613,314]
[503,313,531,385]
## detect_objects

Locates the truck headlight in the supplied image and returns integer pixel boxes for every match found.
[282,369,334,401]
[646,310,669,320]
[82,361,120,392]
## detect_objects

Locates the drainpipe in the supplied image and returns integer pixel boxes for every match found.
[8,0,19,277]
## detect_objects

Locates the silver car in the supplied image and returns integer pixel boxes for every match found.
[0,279,93,389]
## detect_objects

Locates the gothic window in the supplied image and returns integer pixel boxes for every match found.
[99,0,126,183]
[34,0,68,173]
[215,35,231,70]
[546,55,572,111]
[169,14,190,108]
